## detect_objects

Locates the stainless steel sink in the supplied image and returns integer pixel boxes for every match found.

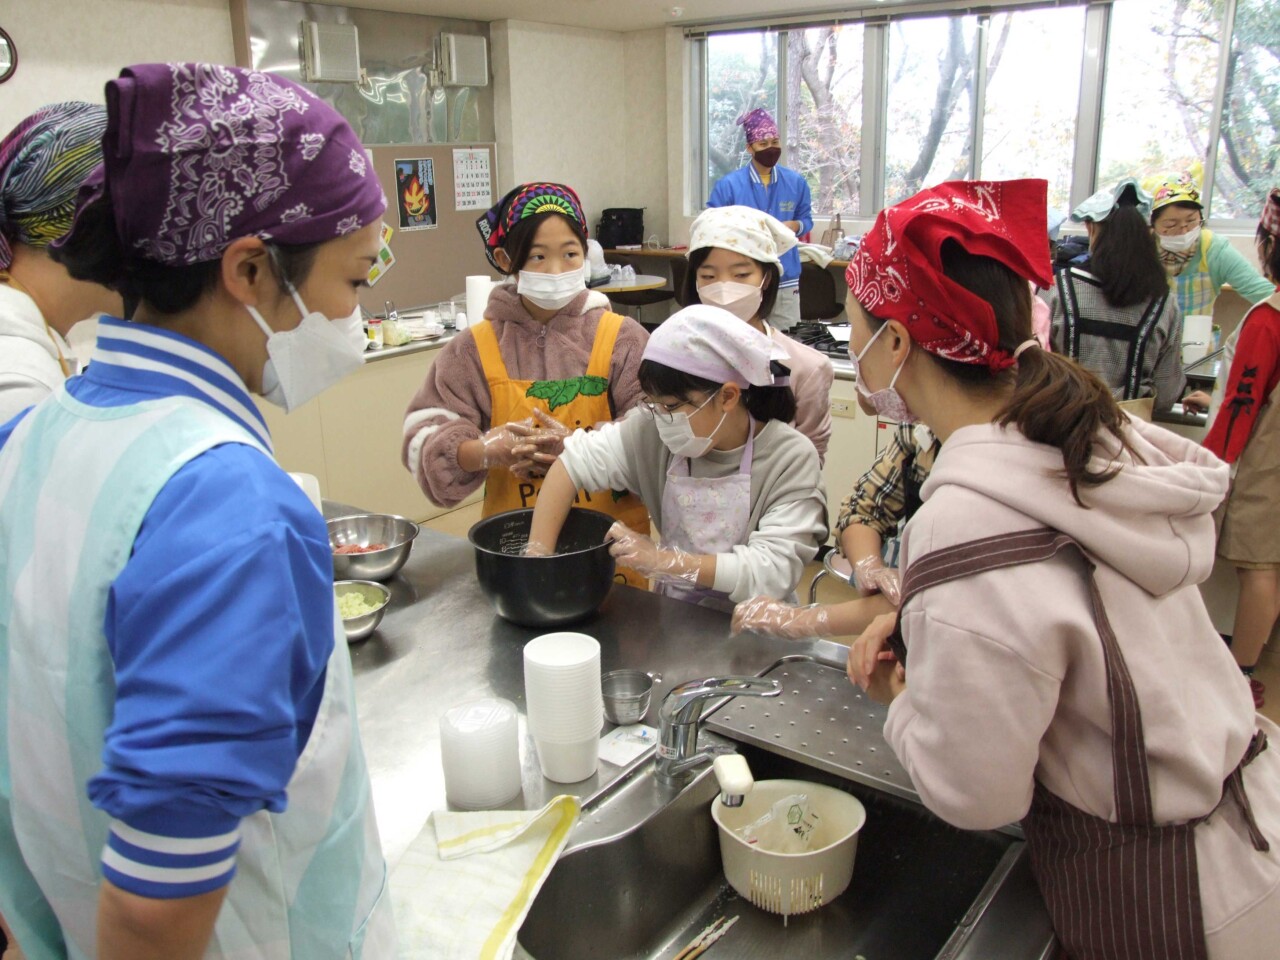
[518,657,1056,960]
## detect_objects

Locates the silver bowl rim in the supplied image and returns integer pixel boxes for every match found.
[327,513,421,554]
[334,579,392,621]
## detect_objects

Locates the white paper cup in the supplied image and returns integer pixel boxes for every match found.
[534,734,599,783]
[525,633,601,743]
[440,698,522,809]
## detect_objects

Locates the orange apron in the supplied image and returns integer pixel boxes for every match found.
[472,312,649,587]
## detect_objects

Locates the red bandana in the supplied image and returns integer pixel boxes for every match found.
[845,179,1053,372]
[1261,187,1280,240]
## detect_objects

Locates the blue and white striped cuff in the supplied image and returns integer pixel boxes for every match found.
[101,820,240,899]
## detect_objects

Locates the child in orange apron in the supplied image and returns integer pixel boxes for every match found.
[401,182,649,584]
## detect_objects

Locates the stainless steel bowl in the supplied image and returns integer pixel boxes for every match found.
[328,514,419,582]
[335,580,391,643]
[602,669,654,725]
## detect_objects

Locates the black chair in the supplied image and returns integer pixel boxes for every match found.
[670,257,690,307]
[605,255,674,329]
[798,261,845,323]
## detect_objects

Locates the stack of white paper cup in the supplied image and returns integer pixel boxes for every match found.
[439,697,522,809]
[524,632,603,783]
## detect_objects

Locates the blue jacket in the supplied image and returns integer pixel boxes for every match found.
[708,164,813,286]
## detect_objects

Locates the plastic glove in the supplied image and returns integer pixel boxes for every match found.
[479,418,534,470]
[853,555,902,607]
[731,597,833,640]
[847,612,906,704]
[521,540,553,557]
[605,522,701,583]
[509,409,571,479]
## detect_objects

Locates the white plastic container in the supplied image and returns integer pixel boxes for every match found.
[439,698,522,809]
[711,779,866,920]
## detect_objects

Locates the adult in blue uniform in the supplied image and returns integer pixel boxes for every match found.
[0,63,394,960]
[707,108,813,332]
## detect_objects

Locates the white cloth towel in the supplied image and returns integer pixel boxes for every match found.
[391,795,581,960]
[797,243,835,267]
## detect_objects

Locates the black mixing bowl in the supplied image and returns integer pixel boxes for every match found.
[468,507,618,627]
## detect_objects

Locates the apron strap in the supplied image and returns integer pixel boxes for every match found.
[890,527,1156,826]
[470,320,510,388]
[1218,731,1271,853]
[585,312,625,379]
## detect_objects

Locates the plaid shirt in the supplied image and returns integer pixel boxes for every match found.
[836,423,939,541]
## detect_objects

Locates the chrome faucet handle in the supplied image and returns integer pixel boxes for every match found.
[659,676,782,728]
[655,676,781,788]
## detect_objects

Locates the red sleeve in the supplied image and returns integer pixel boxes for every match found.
[1204,308,1280,463]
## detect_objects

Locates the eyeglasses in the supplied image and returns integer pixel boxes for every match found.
[638,392,716,423]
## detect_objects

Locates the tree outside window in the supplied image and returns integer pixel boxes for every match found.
[884,16,980,206]
[786,25,865,216]
[979,7,1085,214]
[705,32,777,200]
[1211,0,1279,218]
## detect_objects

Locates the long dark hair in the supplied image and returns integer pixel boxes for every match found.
[51,190,319,319]
[682,246,781,320]
[637,359,796,424]
[930,240,1135,505]
[1088,204,1168,308]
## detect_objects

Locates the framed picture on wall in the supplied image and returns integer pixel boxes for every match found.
[394,157,437,231]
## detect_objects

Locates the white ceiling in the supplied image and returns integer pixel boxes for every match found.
[326,0,911,34]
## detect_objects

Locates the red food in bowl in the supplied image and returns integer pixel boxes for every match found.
[334,542,388,555]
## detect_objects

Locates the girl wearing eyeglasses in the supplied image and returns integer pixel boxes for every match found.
[525,304,827,611]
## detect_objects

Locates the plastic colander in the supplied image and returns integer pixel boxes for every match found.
[711,778,867,920]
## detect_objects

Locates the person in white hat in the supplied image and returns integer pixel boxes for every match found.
[526,304,827,610]
[683,206,834,464]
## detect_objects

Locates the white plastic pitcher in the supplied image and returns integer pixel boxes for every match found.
[711,779,866,921]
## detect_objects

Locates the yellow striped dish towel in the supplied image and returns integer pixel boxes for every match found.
[391,795,581,960]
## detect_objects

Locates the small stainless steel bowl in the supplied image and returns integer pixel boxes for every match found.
[329,514,419,582]
[602,669,654,725]
[335,580,391,643]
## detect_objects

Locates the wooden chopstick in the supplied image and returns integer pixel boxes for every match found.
[673,915,738,960]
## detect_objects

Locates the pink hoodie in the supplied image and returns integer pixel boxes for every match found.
[886,418,1280,949]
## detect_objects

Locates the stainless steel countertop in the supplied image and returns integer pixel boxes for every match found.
[330,506,863,864]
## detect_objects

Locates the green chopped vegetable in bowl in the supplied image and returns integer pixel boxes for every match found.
[334,580,391,642]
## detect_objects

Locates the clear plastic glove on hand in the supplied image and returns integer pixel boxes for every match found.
[479,418,535,470]
[605,522,700,583]
[510,409,571,479]
[731,596,833,639]
[853,555,902,606]
[521,540,553,558]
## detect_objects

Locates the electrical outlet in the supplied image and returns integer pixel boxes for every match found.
[830,399,857,419]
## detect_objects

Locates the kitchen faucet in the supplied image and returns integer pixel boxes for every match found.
[655,676,781,787]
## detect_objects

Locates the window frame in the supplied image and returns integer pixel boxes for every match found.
[687,0,1264,232]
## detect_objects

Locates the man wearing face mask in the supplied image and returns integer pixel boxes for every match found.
[707,109,813,332]
[0,63,395,960]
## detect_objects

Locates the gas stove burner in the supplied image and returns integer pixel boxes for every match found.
[790,321,849,358]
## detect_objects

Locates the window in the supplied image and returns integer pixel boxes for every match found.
[1096,0,1223,201]
[1210,0,1280,219]
[705,31,778,204]
[979,6,1086,213]
[692,0,1267,226]
[884,15,979,206]
[786,25,865,215]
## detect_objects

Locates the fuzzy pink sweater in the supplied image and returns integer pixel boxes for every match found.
[401,284,649,507]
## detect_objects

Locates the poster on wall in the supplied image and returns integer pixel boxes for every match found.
[453,148,492,211]
[366,223,396,286]
[394,158,437,231]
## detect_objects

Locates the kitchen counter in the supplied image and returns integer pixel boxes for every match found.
[335,507,849,863]
[336,507,1056,958]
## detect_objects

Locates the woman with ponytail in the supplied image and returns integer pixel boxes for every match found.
[736,179,1280,959]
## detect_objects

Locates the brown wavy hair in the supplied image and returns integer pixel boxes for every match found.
[930,240,1137,505]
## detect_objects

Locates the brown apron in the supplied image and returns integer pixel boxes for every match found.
[1219,394,1280,565]
[888,527,1271,960]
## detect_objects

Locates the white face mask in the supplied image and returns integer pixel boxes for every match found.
[654,393,727,459]
[849,322,917,424]
[517,265,587,310]
[698,280,764,322]
[1158,226,1201,254]
[247,288,366,412]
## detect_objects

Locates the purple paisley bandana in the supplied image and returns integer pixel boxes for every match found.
[57,63,385,266]
[736,108,779,146]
